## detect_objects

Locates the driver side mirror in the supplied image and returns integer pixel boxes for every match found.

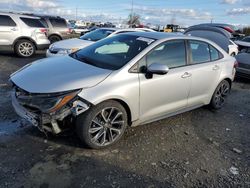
[141,63,169,79]
[147,63,169,75]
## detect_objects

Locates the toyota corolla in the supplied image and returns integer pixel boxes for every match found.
[10,32,236,149]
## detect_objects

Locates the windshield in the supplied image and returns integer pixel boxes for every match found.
[70,34,155,70]
[80,29,114,42]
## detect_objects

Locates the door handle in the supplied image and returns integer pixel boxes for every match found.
[10,28,18,31]
[181,72,192,78]
[213,65,220,70]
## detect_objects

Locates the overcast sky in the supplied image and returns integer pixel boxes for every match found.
[1,0,250,26]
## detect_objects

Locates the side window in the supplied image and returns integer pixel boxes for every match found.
[20,17,46,28]
[49,18,67,27]
[0,15,16,26]
[189,40,210,64]
[146,40,186,68]
[209,45,220,61]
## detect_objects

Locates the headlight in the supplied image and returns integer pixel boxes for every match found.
[58,48,79,55]
[57,49,72,55]
[17,90,80,113]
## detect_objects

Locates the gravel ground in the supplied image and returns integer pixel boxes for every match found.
[0,51,249,188]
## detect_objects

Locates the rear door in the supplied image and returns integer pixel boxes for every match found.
[187,40,223,106]
[0,15,18,46]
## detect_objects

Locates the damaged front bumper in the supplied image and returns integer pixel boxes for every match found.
[11,89,90,134]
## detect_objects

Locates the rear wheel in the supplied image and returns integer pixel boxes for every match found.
[76,100,128,149]
[15,40,35,57]
[210,80,230,109]
[49,35,61,43]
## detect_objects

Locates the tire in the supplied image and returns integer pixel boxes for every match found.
[210,80,230,110]
[48,35,61,43]
[15,40,35,58]
[76,100,128,149]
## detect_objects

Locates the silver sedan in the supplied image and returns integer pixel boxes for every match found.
[10,32,236,149]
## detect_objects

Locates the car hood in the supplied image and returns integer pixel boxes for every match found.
[234,41,250,48]
[52,38,94,50]
[10,56,112,93]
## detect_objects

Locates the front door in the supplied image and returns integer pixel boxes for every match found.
[139,39,191,123]
[0,15,17,47]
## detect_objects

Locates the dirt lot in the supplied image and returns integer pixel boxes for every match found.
[0,52,249,188]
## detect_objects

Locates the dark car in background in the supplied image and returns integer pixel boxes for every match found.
[235,51,250,79]
[195,23,244,39]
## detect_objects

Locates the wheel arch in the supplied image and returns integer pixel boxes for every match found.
[13,37,37,50]
[223,77,232,89]
[48,34,62,40]
[96,98,132,126]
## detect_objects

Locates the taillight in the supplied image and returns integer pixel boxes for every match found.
[223,26,234,33]
[39,28,47,33]
[234,61,238,68]
[67,28,72,34]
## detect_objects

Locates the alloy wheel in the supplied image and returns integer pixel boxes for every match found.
[18,42,34,57]
[213,82,230,108]
[89,107,125,146]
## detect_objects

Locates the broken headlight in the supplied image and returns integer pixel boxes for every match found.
[16,90,80,113]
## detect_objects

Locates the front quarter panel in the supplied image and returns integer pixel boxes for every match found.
[78,70,140,122]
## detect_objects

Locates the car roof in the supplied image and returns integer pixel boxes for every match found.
[123,31,187,40]
[97,28,119,31]
[0,12,41,19]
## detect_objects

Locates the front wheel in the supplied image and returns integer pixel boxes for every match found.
[76,100,128,149]
[210,80,230,110]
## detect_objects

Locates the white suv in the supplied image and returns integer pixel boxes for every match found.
[0,12,50,57]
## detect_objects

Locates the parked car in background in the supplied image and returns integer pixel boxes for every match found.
[196,23,244,39]
[80,26,99,36]
[228,40,238,56]
[72,25,89,34]
[46,28,153,57]
[235,51,250,79]
[24,14,73,43]
[0,12,50,57]
[11,32,236,148]
[134,28,156,32]
[234,36,250,52]
[184,25,237,55]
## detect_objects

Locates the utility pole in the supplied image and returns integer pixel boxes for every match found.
[131,0,134,16]
[75,7,78,21]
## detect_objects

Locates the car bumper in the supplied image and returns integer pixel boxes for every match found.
[37,44,50,50]
[11,91,39,126]
[236,67,250,79]
[11,88,90,134]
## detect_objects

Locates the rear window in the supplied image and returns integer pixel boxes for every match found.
[189,40,210,64]
[39,18,49,28]
[20,17,45,28]
[49,18,67,27]
[0,15,16,26]
[209,45,220,61]
[80,29,114,42]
